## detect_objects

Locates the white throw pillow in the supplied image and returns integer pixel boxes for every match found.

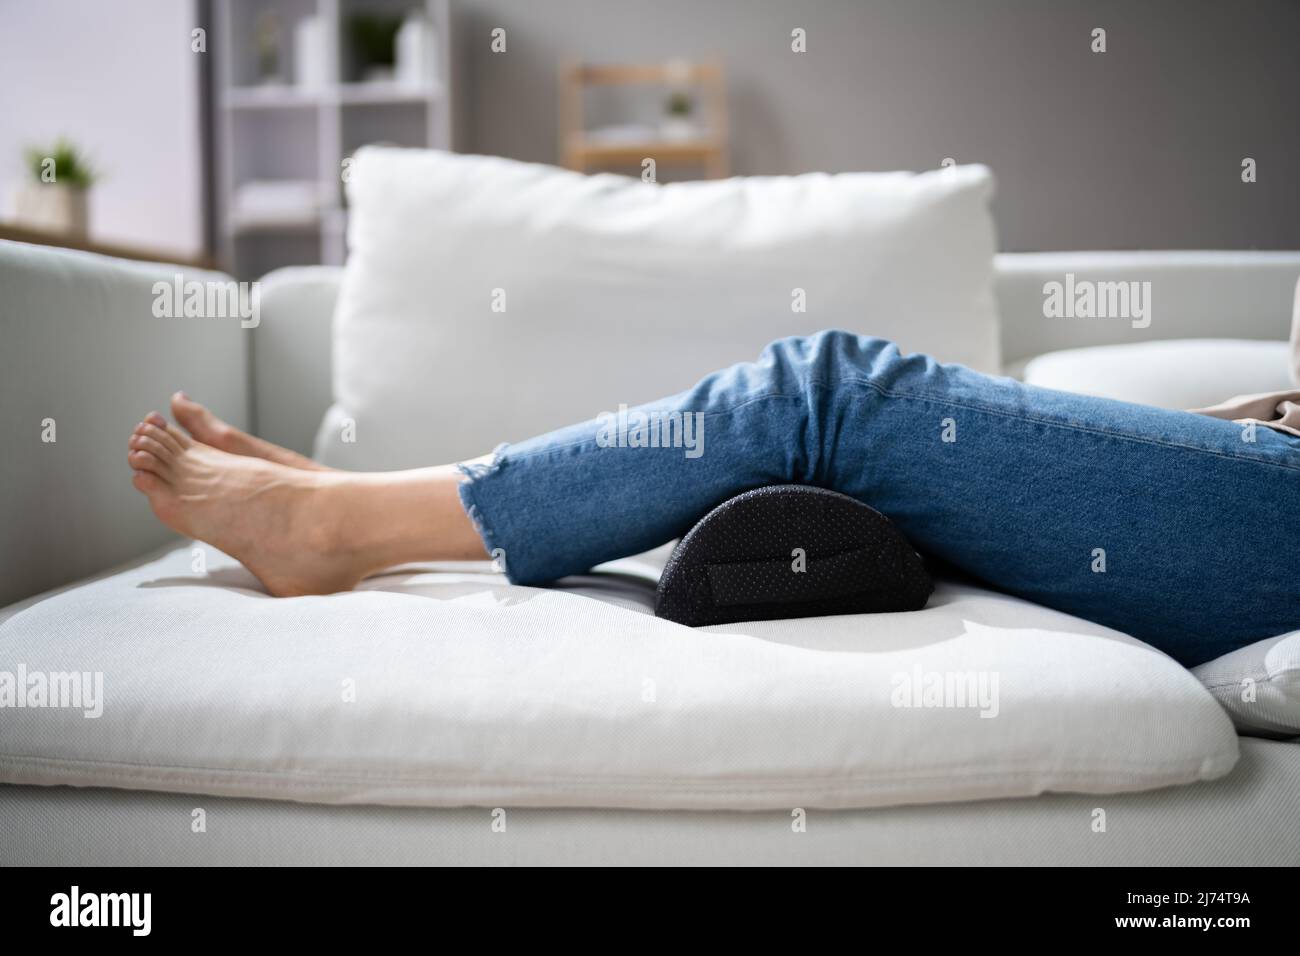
[1193,631,1300,739]
[319,148,999,469]
[1021,339,1294,409]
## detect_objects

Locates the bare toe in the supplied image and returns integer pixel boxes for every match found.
[171,392,226,446]
[169,390,328,471]
[164,421,193,449]
[132,471,166,495]
[128,449,168,476]
[139,422,184,456]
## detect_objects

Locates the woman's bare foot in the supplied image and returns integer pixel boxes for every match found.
[168,392,329,471]
[128,419,363,595]
[127,415,487,596]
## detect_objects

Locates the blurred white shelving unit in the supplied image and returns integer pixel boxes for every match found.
[213,0,450,278]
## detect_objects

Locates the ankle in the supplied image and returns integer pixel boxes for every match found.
[312,467,486,573]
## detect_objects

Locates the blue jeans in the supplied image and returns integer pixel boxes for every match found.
[459,330,1300,667]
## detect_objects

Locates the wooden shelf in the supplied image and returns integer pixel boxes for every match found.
[560,59,730,179]
[573,62,724,86]
[0,221,216,270]
[566,137,726,167]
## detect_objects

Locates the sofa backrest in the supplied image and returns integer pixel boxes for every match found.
[251,251,1300,459]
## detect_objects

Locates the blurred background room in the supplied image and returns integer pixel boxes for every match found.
[1,0,1297,279]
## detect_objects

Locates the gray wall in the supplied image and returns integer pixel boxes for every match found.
[451,0,1299,252]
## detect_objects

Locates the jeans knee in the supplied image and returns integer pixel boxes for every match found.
[759,329,900,392]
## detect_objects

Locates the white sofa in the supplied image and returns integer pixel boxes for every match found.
[6,242,1298,612]
[2,239,1298,865]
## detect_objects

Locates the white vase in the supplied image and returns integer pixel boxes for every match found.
[14,184,90,237]
[293,14,328,90]
[395,14,437,89]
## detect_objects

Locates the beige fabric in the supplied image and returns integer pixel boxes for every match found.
[1190,278,1300,437]
[1191,390,1300,438]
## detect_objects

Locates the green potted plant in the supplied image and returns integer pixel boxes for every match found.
[254,11,283,83]
[347,13,403,82]
[16,139,98,236]
[661,90,697,141]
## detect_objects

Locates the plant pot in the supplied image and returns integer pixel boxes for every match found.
[361,65,396,83]
[659,117,698,142]
[15,183,90,237]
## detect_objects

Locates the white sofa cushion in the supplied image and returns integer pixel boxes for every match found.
[0,544,1238,811]
[1193,631,1300,739]
[1021,338,1293,410]
[319,148,999,470]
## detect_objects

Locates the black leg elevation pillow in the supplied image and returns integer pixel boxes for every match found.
[655,485,932,627]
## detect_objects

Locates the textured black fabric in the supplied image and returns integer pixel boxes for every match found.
[655,485,932,626]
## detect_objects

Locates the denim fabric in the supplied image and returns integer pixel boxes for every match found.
[459,330,1300,666]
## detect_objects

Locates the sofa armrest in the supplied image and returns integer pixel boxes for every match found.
[252,266,340,458]
[995,251,1300,365]
[0,240,250,608]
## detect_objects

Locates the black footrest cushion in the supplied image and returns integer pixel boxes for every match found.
[655,485,932,626]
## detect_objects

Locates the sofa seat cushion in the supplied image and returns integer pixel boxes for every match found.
[0,543,1238,811]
